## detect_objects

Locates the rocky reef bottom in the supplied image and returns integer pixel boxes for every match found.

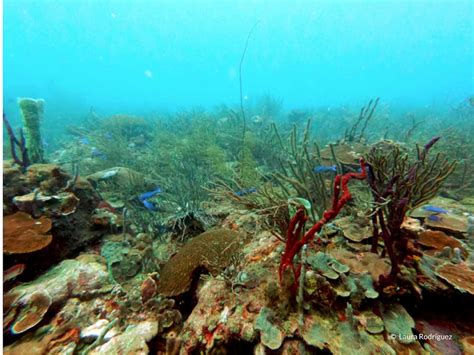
[3,164,474,354]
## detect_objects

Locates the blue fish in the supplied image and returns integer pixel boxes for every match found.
[104,132,113,140]
[91,147,107,160]
[423,205,448,214]
[139,187,162,202]
[313,165,337,173]
[235,187,257,197]
[142,199,158,211]
[79,137,90,145]
[427,214,442,222]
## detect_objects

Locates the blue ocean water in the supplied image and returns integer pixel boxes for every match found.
[4,0,472,120]
[3,3,474,352]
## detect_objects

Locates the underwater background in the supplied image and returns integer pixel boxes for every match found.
[3,1,474,354]
[4,1,473,123]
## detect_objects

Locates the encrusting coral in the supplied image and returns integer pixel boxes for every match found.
[3,257,109,335]
[435,263,474,295]
[3,212,52,254]
[9,290,52,334]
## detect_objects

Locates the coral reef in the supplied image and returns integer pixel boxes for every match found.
[435,263,474,295]
[3,212,52,254]
[279,159,367,287]
[3,114,30,170]
[366,137,457,285]
[3,100,474,354]
[156,228,243,296]
[4,256,109,336]
[3,163,114,278]
[271,119,332,219]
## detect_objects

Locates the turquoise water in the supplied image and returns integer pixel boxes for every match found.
[4,2,474,353]
[4,0,472,117]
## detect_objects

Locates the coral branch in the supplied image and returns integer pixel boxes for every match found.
[366,137,456,286]
[3,113,30,170]
[279,159,367,286]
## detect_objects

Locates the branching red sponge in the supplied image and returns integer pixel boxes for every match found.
[279,159,367,287]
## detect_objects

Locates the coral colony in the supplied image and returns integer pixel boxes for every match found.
[3,94,474,353]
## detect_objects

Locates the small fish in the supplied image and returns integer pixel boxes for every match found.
[423,205,448,214]
[4,264,26,282]
[104,132,113,140]
[427,214,442,222]
[91,147,107,160]
[139,187,162,202]
[79,137,90,145]
[142,199,158,211]
[235,187,257,197]
[313,165,337,173]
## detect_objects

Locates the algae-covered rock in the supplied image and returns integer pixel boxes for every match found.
[306,251,340,280]
[330,249,391,281]
[360,311,385,334]
[9,290,52,334]
[320,142,369,166]
[4,257,108,335]
[358,273,379,299]
[417,230,466,257]
[334,273,358,297]
[86,167,158,191]
[301,310,395,354]
[301,318,334,350]
[101,241,143,284]
[424,214,467,236]
[91,321,159,355]
[13,191,80,217]
[435,263,474,295]
[335,216,372,242]
[382,304,415,344]
[255,307,284,350]
[461,336,474,354]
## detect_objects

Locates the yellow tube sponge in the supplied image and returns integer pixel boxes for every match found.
[18,98,45,163]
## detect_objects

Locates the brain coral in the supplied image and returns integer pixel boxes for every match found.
[157,228,242,297]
